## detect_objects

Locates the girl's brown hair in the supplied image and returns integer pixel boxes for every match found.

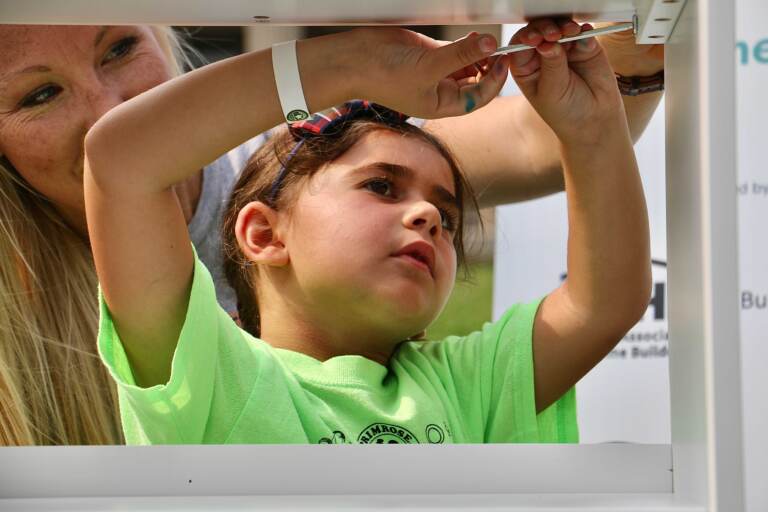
[221,119,480,337]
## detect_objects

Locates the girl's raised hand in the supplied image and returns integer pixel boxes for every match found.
[347,28,510,119]
[507,19,625,146]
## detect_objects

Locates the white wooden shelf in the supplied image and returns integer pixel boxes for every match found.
[0,1,745,510]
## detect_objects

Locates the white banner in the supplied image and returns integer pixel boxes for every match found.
[736,1,767,510]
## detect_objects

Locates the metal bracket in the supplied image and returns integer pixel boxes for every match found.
[635,0,688,44]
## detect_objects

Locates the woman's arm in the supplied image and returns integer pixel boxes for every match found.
[503,25,652,413]
[83,28,509,388]
[423,93,662,207]
[424,18,664,208]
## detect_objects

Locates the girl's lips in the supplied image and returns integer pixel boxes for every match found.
[392,240,436,277]
[396,253,432,276]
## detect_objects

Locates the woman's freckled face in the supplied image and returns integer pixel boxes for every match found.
[0,25,172,233]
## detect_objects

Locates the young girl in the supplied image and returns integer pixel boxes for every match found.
[85,24,651,444]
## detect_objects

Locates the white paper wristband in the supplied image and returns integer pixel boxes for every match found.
[271,40,310,124]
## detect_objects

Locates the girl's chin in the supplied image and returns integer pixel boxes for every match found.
[381,304,438,336]
[382,294,434,315]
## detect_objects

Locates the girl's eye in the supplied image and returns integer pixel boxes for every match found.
[102,36,138,64]
[19,84,62,108]
[439,208,459,233]
[364,178,395,197]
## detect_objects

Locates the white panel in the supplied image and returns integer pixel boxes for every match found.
[665,0,744,510]
[0,0,637,25]
[0,494,707,512]
[0,444,671,497]
[0,0,748,509]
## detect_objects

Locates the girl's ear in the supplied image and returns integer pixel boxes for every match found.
[234,201,288,267]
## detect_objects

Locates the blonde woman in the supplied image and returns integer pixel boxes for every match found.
[0,22,663,445]
[0,26,197,445]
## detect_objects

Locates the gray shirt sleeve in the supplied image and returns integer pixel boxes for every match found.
[188,135,268,314]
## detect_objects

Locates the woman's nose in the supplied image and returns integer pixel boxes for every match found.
[82,81,128,130]
[403,201,441,238]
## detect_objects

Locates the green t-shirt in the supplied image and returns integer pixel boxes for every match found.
[98,252,578,445]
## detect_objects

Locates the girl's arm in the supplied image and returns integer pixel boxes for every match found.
[84,28,509,388]
[505,27,652,413]
[424,19,664,208]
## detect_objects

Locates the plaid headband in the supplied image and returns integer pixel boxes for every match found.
[267,100,410,205]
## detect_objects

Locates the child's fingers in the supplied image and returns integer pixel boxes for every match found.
[554,18,581,38]
[425,32,497,83]
[435,55,509,116]
[474,58,492,74]
[508,17,576,78]
[564,25,618,93]
[531,41,570,99]
[516,24,543,47]
[508,18,597,100]
[569,36,599,61]
[453,57,500,87]
[445,32,488,80]
[508,49,540,80]
[449,64,480,82]
[449,57,491,81]
[513,17,579,50]
[565,23,600,63]
[461,55,510,110]
[527,18,564,43]
[507,26,539,78]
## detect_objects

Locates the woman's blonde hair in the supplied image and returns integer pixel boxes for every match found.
[0,25,198,445]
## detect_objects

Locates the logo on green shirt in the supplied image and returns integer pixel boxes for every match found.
[318,430,348,444]
[358,423,418,444]
[318,423,447,444]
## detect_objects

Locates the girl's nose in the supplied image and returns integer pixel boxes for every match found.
[403,201,441,238]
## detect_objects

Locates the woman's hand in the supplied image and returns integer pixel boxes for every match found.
[596,22,664,77]
[506,19,626,147]
[345,27,511,119]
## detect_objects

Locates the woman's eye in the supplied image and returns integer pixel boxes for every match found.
[364,178,395,197]
[19,84,62,108]
[102,36,138,64]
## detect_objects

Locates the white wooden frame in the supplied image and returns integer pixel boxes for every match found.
[0,0,745,510]
[664,0,744,509]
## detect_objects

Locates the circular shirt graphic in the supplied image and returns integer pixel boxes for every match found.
[425,424,445,444]
[357,423,418,444]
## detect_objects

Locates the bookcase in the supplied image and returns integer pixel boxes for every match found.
[0,1,744,510]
